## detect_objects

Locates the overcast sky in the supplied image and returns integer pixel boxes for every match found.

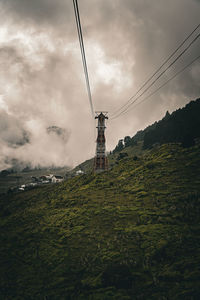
[0,0,199,170]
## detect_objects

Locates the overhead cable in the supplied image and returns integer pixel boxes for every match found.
[72,0,94,117]
[110,23,200,118]
[110,32,200,120]
[111,55,200,120]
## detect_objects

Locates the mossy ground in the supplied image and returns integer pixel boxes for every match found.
[0,144,200,299]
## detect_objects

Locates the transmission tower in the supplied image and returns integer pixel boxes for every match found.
[94,112,108,172]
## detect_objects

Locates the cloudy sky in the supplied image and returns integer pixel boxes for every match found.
[0,0,199,170]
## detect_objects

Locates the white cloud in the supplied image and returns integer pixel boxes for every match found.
[0,0,199,170]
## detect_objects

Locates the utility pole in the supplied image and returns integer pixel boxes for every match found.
[94,112,108,172]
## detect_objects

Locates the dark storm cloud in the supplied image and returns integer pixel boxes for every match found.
[47,126,70,142]
[1,0,72,26]
[0,0,199,169]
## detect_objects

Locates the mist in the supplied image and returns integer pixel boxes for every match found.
[0,0,199,170]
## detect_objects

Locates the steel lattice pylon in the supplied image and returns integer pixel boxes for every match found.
[94,112,108,172]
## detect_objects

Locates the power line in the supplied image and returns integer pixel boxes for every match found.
[111,55,200,120]
[110,32,200,120]
[72,0,94,117]
[110,23,200,118]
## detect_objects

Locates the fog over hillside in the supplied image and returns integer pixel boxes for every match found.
[0,0,199,170]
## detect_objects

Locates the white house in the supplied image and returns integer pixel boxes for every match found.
[52,175,64,183]
[75,170,84,176]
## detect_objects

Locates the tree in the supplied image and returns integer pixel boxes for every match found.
[124,136,132,147]
[164,110,170,120]
[113,139,124,153]
[117,152,128,160]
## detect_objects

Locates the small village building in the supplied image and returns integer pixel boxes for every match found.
[52,175,64,183]
[75,170,84,176]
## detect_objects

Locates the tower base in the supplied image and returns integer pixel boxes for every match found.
[94,156,108,173]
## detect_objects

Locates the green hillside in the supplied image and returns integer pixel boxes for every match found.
[72,140,145,175]
[74,98,200,175]
[1,143,200,299]
[143,98,200,149]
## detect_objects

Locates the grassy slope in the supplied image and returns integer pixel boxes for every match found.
[72,141,145,174]
[0,143,200,299]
